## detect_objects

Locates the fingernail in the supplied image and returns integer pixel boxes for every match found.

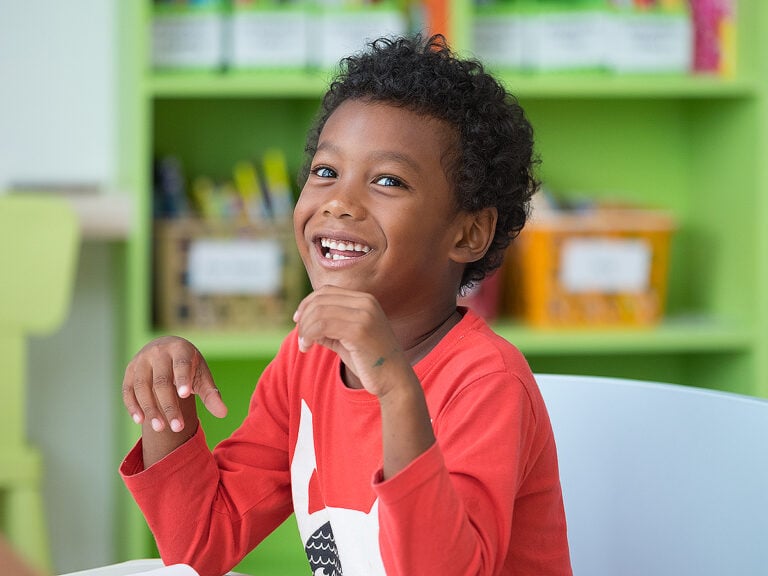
[298,336,307,351]
[178,385,190,397]
[292,310,299,322]
[132,413,142,425]
[151,418,163,432]
[170,419,183,432]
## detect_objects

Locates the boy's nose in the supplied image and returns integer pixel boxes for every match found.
[322,186,365,220]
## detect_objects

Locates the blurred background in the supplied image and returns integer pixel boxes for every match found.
[2,1,763,575]
[1,2,121,574]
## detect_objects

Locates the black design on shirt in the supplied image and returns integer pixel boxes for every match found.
[305,520,343,576]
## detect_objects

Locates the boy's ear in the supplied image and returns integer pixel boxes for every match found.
[451,207,498,263]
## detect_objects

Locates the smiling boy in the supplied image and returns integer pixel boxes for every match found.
[120,35,572,575]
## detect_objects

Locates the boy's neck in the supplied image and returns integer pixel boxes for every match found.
[399,306,463,365]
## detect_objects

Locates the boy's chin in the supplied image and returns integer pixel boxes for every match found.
[310,279,366,293]
[307,275,381,299]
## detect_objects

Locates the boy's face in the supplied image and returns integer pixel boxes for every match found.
[294,99,467,317]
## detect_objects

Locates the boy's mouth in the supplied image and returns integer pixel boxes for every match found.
[318,236,372,261]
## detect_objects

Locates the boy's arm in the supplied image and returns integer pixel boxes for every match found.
[375,372,571,576]
[139,394,199,467]
[293,285,435,479]
[120,342,295,576]
[122,336,227,468]
[371,358,435,479]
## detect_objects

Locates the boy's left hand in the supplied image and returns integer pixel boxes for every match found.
[293,285,409,397]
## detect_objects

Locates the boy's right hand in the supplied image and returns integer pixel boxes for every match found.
[122,336,228,434]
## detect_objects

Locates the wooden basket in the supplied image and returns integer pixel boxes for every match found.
[154,218,305,331]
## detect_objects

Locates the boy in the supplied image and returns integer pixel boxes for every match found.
[120,35,572,576]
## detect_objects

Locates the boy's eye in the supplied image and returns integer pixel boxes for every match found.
[374,175,403,187]
[313,166,336,178]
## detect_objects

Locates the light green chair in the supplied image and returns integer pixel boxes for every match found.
[0,194,80,573]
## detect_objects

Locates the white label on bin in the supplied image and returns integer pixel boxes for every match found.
[188,239,282,295]
[560,238,651,293]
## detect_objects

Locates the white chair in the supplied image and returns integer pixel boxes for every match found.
[535,374,768,576]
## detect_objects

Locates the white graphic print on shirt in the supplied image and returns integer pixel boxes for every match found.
[291,400,386,575]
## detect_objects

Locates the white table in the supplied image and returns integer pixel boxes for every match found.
[59,559,249,576]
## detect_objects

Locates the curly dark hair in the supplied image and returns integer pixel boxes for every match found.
[299,34,539,290]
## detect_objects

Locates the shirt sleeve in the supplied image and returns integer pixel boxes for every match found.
[119,353,295,576]
[372,371,565,576]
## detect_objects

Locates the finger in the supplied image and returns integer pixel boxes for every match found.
[152,362,185,432]
[297,333,312,353]
[132,354,173,433]
[294,287,367,337]
[171,349,195,399]
[122,361,144,425]
[298,308,363,357]
[201,386,228,419]
[293,284,347,323]
[190,355,228,418]
[298,292,375,344]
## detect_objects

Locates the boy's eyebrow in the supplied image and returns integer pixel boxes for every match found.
[368,150,422,174]
[316,141,340,155]
[317,141,421,173]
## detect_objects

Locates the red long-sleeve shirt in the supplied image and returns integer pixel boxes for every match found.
[121,309,571,576]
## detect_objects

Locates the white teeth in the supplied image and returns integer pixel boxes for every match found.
[322,252,352,260]
[319,237,372,254]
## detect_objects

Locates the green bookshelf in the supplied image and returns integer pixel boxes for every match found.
[116,1,768,572]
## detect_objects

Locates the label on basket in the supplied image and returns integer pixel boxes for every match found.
[188,238,282,295]
[560,238,651,293]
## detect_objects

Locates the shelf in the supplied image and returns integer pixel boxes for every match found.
[496,317,753,356]
[145,70,757,100]
[119,0,768,565]
[145,316,752,361]
[496,73,758,100]
[65,193,134,240]
[8,190,134,241]
[147,70,332,99]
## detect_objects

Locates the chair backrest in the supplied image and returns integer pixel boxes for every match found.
[0,195,80,333]
[0,194,80,445]
[536,373,768,576]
